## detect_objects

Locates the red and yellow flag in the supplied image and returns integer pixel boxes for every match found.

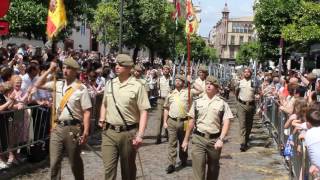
[185,0,198,35]
[46,0,67,39]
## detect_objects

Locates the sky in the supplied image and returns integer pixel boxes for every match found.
[195,0,255,37]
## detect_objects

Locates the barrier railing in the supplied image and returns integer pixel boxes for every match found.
[0,105,51,156]
[261,96,312,180]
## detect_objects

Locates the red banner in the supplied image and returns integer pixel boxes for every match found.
[0,20,9,36]
[0,0,10,18]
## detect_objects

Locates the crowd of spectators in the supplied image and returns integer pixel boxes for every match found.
[257,68,320,179]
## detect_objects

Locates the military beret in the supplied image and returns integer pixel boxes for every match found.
[198,65,208,73]
[175,74,186,82]
[116,54,134,67]
[163,65,170,70]
[206,76,220,87]
[134,64,143,72]
[63,57,80,70]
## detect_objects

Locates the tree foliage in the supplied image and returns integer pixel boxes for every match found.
[282,1,320,44]
[254,0,300,60]
[176,35,217,63]
[91,2,119,50]
[236,41,261,65]
[4,0,99,41]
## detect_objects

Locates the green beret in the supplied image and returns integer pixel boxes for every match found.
[198,65,208,73]
[63,57,80,70]
[175,74,186,82]
[116,54,134,67]
[206,76,219,87]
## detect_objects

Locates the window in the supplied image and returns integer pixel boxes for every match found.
[230,47,235,58]
[239,36,244,44]
[230,35,235,45]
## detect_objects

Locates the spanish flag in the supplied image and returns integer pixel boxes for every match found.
[46,0,67,39]
[185,0,198,35]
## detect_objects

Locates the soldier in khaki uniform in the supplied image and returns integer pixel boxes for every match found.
[194,65,208,92]
[132,64,149,92]
[99,54,150,180]
[34,58,92,180]
[155,65,172,144]
[235,68,256,152]
[163,74,200,174]
[182,76,233,180]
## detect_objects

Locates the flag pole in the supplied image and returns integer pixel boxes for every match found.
[187,33,191,109]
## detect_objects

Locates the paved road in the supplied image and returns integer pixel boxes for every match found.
[12,93,288,180]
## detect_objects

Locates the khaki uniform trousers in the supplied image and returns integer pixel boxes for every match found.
[101,127,137,180]
[167,117,188,166]
[237,102,255,145]
[191,134,221,180]
[50,124,84,180]
[155,98,165,139]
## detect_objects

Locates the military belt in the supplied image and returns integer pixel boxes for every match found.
[238,99,255,106]
[57,119,81,126]
[194,129,220,139]
[169,116,188,122]
[106,123,138,133]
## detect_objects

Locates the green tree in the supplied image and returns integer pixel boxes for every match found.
[4,0,99,42]
[236,41,260,65]
[281,1,320,48]
[254,0,300,60]
[175,35,217,63]
[91,2,119,53]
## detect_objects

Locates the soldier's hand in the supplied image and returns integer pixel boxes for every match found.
[79,132,89,145]
[214,139,223,150]
[181,140,189,152]
[163,122,168,129]
[98,119,105,129]
[132,136,143,149]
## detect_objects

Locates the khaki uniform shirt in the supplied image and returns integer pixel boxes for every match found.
[194,77,206,91]
[237,79,255,101]
[44,80,92,121]
[136,78,149,92]
[188,94,233,134]
[163,88,194,118]
[103,76,150,125]
[158,76,171,98]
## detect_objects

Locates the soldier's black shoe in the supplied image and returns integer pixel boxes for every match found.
[166,165,175,174]
[240,144,248,152]
[179,161,187,168]
[155,138,161,144]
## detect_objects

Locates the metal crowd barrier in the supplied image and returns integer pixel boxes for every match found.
[0,105,51,156]
[262,96,312,180]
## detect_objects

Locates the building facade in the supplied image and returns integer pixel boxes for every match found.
[209,3,254,62]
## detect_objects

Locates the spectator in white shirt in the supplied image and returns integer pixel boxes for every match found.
[305,103,320,178]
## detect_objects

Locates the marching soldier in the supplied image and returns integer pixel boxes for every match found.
[132,64,149,92]
[194,65,208,92]
[155,65,172,144]
[235,68,256,152]
[163,74,201,174]
[182,76,233,180]
[99,54,150,180]
[34,58,92,180]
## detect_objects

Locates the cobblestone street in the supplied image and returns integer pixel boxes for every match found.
[12,94,288,180]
